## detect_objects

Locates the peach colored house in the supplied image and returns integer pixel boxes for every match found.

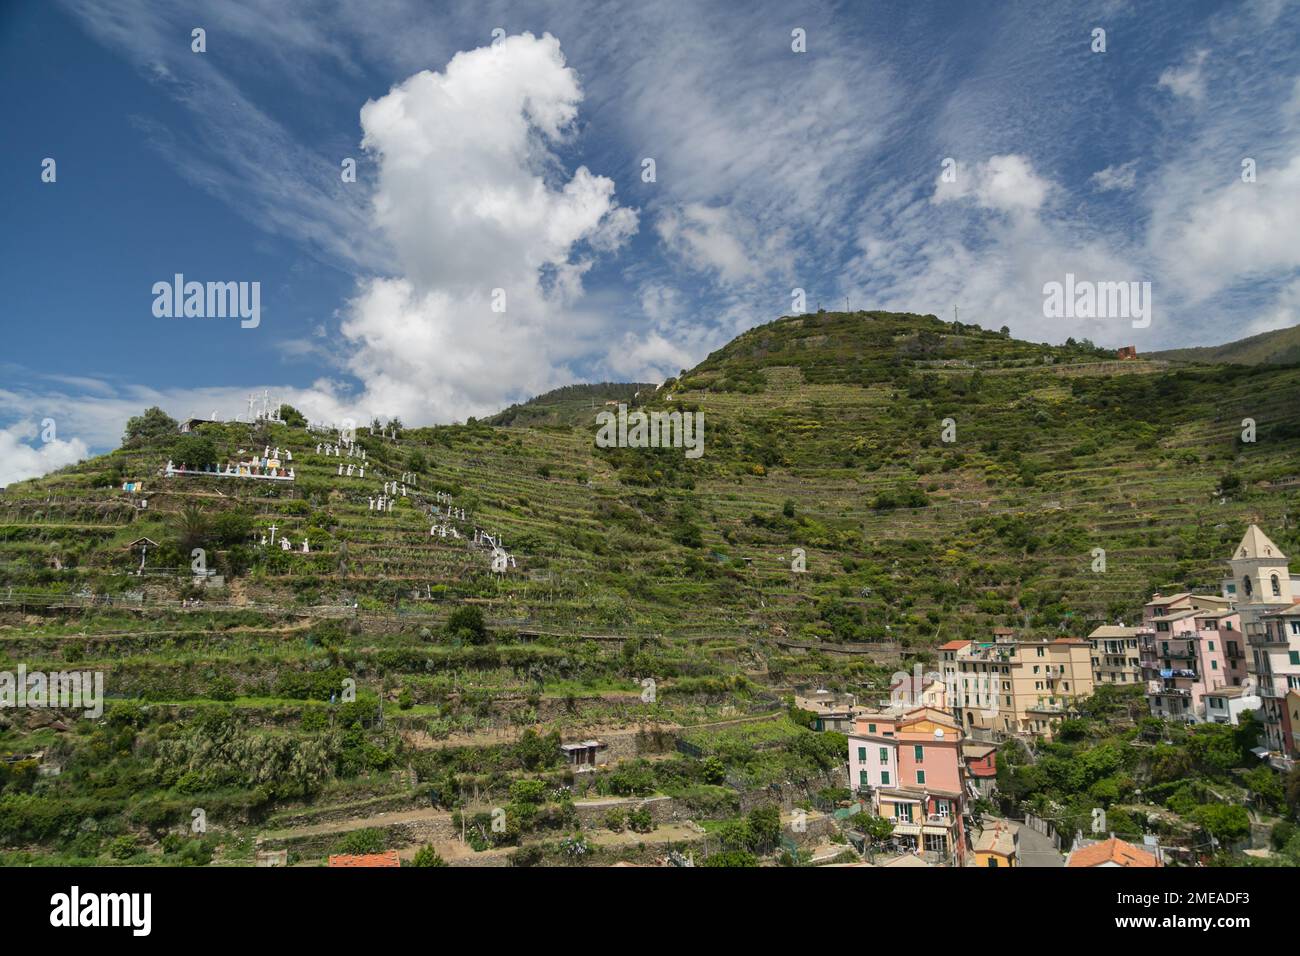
[848,707,969,866]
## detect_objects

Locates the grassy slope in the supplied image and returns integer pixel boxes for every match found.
[2,310,1299,864]
[1152,322,1300,366]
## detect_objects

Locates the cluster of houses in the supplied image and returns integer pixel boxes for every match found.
[798,524,1300,867]
[1089,525,1300,767]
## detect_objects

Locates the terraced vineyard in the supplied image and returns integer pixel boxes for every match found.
[2,311,1298,866]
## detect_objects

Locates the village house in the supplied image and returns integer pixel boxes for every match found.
[1140,603,1241,722]
[961,742,998,800]
[972,819,1018,867]
[937,639,971,691]
[1254,601,1300,764]
[795,689,871,732]
[1209,525,1300,763]
[559,739,609,772]
[1088,624,1147,686]
[846,707,971,866]
[1066,836,1160,868]
[945,629,1095,740]
[888,672,947,710]
[1203,685,1262,726]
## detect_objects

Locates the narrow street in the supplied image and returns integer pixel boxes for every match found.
[1013,822,1065,867]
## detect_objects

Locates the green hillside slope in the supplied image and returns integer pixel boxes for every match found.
[2,310,1298,865]
[1152,322,1300,366]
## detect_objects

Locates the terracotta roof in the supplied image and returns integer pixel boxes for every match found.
[1066,838,1158,868]
[938,640,971,650]
[328,851,401,868]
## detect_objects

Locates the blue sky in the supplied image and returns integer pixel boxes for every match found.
[2,0,1299,482]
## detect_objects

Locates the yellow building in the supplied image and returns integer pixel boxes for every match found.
[949,631,1095,739]
[1088,625,1147,686]
[972,820,1018,867]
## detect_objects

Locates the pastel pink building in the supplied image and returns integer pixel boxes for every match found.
[1142,592,1241,722]
[847,707,970,865]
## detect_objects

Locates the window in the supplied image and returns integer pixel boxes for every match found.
[868,723,877,733]
[1212,660,1218,670]
[879,747,889,764]
[1208,641,1215,652]
[916,770,926,785]
[1290,651,1300,666]
[894,801,910,821]
[1037,647,1045,657]
[1290,622,1300,636]
[935,800,950,818]
[1272,574,1282,597]
[987,858,999,868]
[914,745,924,762]
[859,770,868,786]
[1243,576,1253,597]
[857,747,867,762]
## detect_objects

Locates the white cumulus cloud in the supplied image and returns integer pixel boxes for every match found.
[334,32,637,423]
[932,154,1053,216]
[0,422,89,487]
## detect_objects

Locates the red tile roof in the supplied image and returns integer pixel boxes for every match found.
[328,851,402,868]
[1067,838,1158,868]
[938,640,971,650]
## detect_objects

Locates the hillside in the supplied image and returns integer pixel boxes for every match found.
[1151,322,1300,366]
[485,382,657,428]
[2,309,1299,866]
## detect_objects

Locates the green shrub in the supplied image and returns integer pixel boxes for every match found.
[410,845,448,867]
